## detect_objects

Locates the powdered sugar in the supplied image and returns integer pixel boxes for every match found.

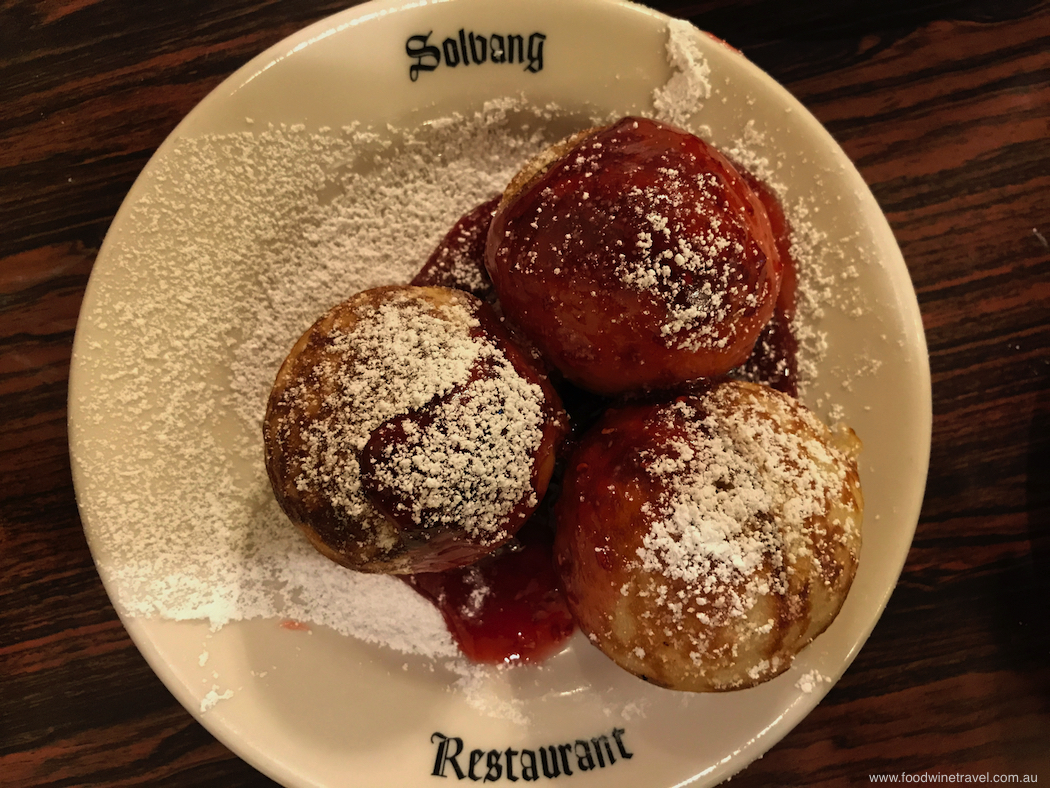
[653,19,712,127]
[635,384,856,633]
[330,294,546,538]
[615,168,745,349]
[279,290,545,543]
[505,117,777,363]
[200,686,235,713]
[795,668,830,694]
[76,104,563,655]
[70,18,860,720]
[295,298,486,520]
[721,120,844,396]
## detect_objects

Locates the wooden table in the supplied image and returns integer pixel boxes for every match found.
[3,0,1048,784]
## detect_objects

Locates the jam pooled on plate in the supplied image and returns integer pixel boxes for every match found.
[406,517,575,664]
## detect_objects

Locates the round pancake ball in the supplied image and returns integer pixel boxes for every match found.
[264,285,568,574]
[554,380,862,691]
[486,117,782,395]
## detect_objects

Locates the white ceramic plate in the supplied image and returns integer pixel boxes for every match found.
[69,0,932,786]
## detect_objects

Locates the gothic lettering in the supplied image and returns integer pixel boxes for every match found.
[490,34,506,63]
[484,750,503,782]
[506,34,524,64]
[557,744,574,776]
[469,749,485,781]
[442,37,460,67]
[526,33,545,73]
[574,740,595,772]
[458,29,470,66]
[406,32,440,82]
[612,727,634,760]
[520,749,538,781]
[504,748,519,782]
[539,746,559,779]
[429,727,630,781]
[469,32,487,64]
[432,732,466,779]
[406,30,546,79]
[591,735,616,767]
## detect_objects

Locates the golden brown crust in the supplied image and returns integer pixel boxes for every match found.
[554,380,862,691]
[264,285,568,574]
[498,127,604,212]
[485,117,784,395]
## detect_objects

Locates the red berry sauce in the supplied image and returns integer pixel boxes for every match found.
[736,170,799,397]
[401,145,800,665]
[405,519,576,664]
[411,194,500,303]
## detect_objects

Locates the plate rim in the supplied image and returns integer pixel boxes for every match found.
[67,0,933,785]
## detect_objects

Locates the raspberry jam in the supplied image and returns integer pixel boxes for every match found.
[401,150,800,665]
[485,117,783,394]
[411,194,500,302]
[737,170,799,397]
[405,519,576,664]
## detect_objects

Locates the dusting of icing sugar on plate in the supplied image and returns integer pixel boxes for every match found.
[69,2,929,787]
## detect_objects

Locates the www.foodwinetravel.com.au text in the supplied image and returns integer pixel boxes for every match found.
[869,774,1039,783]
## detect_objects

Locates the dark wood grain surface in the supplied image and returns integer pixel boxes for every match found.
[2,0,1048,785]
